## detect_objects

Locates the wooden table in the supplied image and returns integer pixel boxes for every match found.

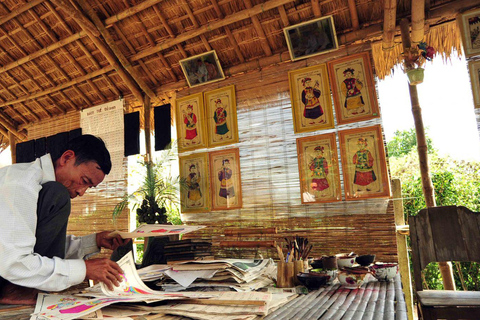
[264,274,407,320]
[0,275,408,320]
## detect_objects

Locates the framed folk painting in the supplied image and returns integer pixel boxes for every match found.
[288,64,335,133]
[457,8,480,58]
[338,125,390,200]
[327,52,380,125]
[204,85,239,147]
[468,60,480,108]
[296,133,342,204]
[179,50,226,88]
[284,15,339,61]
[175,93,207,152]
[179,152,210,213]
[209,148,242,210]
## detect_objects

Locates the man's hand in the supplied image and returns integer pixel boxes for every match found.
[85,258,124,291]
[96,231,130,251]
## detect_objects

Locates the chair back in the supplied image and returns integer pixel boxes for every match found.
[409,205,480,292]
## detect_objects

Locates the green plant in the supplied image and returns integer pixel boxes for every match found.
[113,145,183,225]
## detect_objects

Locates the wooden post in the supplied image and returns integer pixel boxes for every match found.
[8,131,16,164]
[400,18,455,291]
[392,179,414,320]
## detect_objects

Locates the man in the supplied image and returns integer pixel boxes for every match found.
[0,134,129,305]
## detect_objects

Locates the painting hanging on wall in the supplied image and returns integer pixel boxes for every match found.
[338,125,390,200]
[284,15,339,61]
[179,153,210,213]
[457,8,480,58]
[209,148,242,210]
[179,50,225,87]
[296,133,342,204]
[204,85,239,147]
[175,93,207,152]
[327,52,380,125]
[469,60,480,108]
[288,64,335,133]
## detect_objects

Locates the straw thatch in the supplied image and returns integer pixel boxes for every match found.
[0,0,477,143]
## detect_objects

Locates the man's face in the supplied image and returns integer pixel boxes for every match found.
[55,151,106,199]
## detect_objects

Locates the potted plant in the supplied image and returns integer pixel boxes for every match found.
[402,42,435,85]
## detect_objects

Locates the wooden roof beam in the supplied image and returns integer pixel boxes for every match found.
[382,0,397,50]
[278,5,290,27]
[181,0,212,51]
[49,0,100,37]
[51,0,144,104]
[411,0,425,44]
[210,0,245,63]
[311,0,321,17]
[151,5,188,58]
[0,0,46,27]
[104,0,164,27]
[75,0,158,103]
[347,0,359,30]
[243,0,272,56]
[0,112,27,140]
[132,0,294,61]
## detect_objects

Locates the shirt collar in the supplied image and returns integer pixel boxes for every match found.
[39,154,56,184]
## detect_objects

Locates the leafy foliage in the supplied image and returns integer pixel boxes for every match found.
[388,128,480,290]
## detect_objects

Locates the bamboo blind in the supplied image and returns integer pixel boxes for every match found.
[179,44,398,262]
[24,110,129,257]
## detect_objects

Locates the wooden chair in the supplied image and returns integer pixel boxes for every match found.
[409,206,480,320]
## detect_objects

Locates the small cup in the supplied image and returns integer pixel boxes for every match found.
[321,255,338,270]
[277,261,295,288]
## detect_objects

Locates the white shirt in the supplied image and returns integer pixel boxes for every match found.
[0,154,100,291]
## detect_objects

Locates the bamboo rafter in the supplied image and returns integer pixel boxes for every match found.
[347,0,359,30]
[244,0,273,56]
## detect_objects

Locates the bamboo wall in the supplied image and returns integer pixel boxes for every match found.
[179,43,398,262]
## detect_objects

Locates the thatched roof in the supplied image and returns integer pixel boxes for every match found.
[0,0,478,146]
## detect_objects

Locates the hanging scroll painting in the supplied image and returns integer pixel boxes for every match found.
[297,133,342,204]
[288,64,335,133]
[204,85,239,147]
[179,153,210,213]
[327,52,380,125]
[175,93,207,152]
[457,8,480,58]
[209,148,242,210]
[338,125,390,200]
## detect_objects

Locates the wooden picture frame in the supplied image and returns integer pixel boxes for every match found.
[296,133,342,203]
[284,16,339,61]
[179,153,210,213]
[175,93,207,152]
[209,148,242,210]
[288,64,335,133]
[204,85,239,147]
[338,125,390,200]
[457,8,480,58]
[179,50,225,88]
[469,60,480,108]
[327,52,380,125]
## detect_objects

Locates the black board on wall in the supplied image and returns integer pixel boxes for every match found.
[154,104,171,151]
[124,111,140,156]
[15,140,35,163]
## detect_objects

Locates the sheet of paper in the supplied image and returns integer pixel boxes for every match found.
[165,269,218,287]
[109,224,206,239]
[30,294,101,320]
[137,264,171,281]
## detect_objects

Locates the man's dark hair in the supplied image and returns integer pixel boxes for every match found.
[60,134,112,175]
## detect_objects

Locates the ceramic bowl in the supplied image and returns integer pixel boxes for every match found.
[296,272,329,290]
[338,270,367,289]
[336,254,357,269]
[310,269,338,284]
[356,254,376,266]
[370,262,399,282]
[310,258,323,270]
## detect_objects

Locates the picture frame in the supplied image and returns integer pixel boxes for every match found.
[327,52,380,125]
[179,50,225,88]
[204,85,239,147]
[209,148,242,210]
[457,8,480,58]
[284,15,339,61]
[338,125,390,200]
[468,60,480,108]
[288,64,335,133]
[296,133,342,204]
[175,93,207,152]
[179,152,210,213]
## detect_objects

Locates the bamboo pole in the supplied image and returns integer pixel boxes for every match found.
[382,0,397,50]
[50,0,144,104]
[411,0,425,44]
[392,179,414,320]
[104,0,164,27]
[144,95,152,163]
[311,0,321,17]
[400,18,455,291]
[51,0,100,37]
[0,0,46,27]
[8,131,16,163]
[347,0,359,30]
[0,116,27,141]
